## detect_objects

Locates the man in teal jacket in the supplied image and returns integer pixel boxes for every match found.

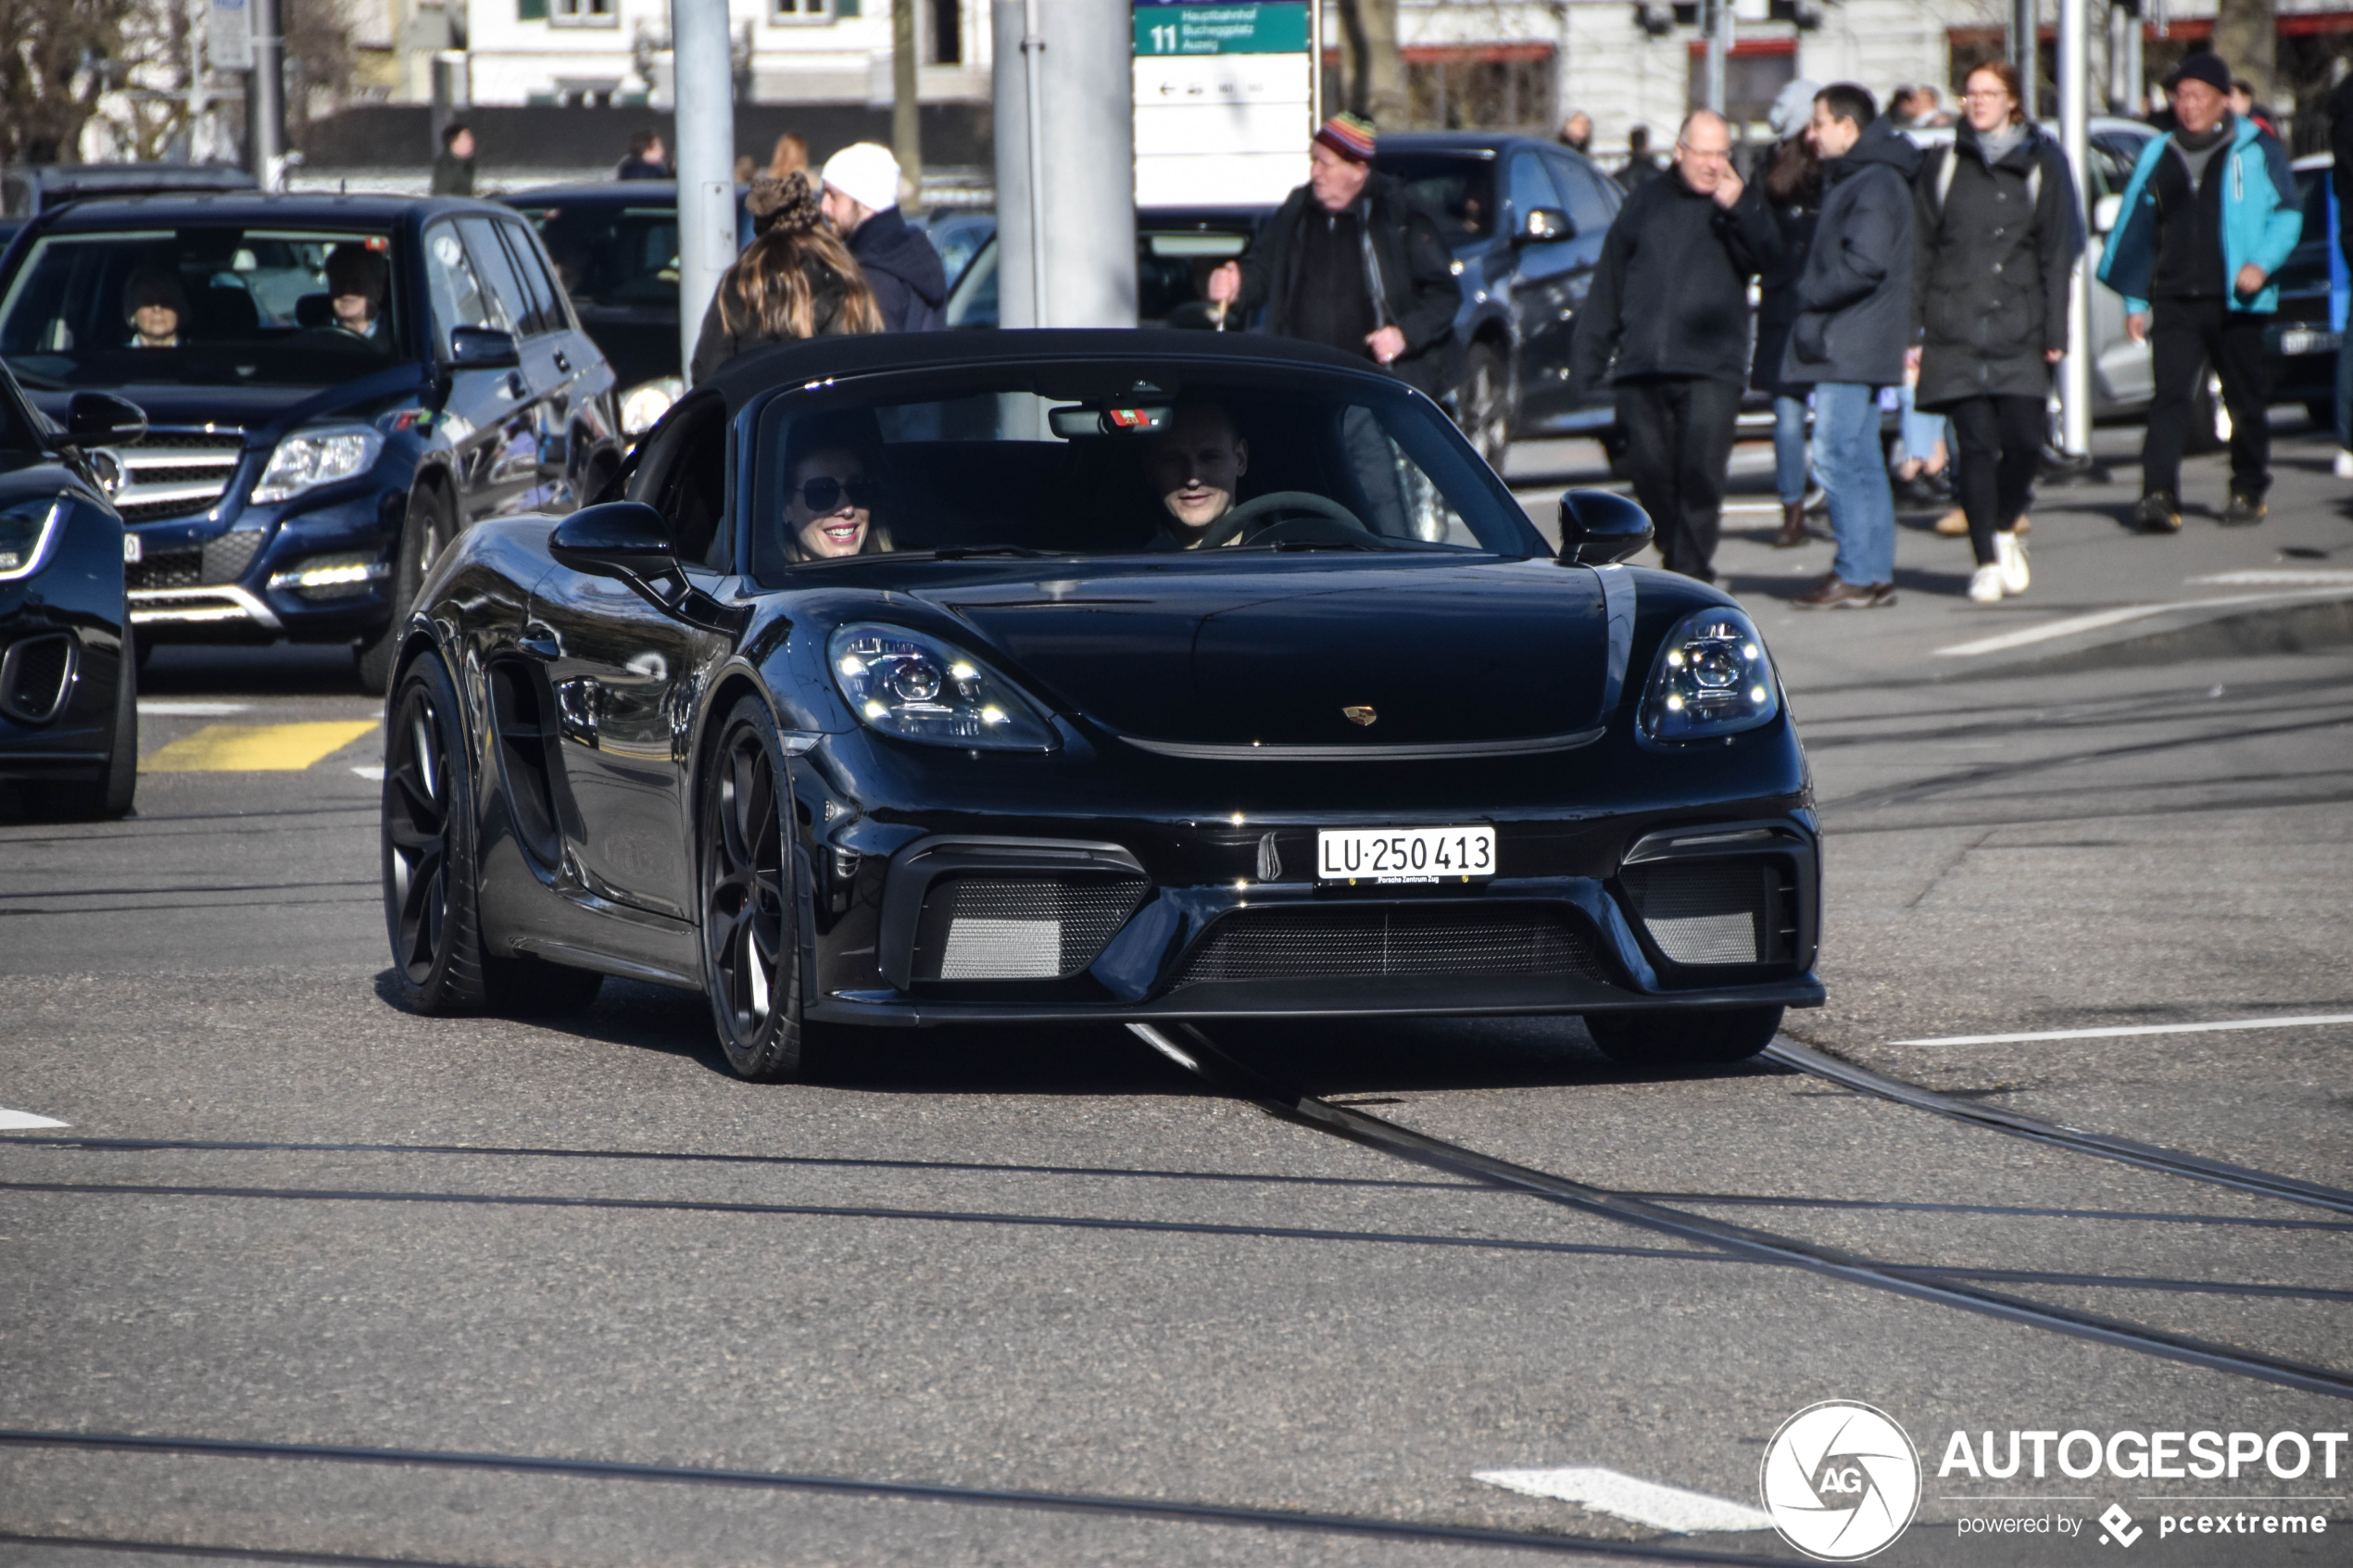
[2096,53,2301,530]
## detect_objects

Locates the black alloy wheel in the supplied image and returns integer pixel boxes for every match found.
[383,649,600,1017]
[700,695,820,1081]
[1584,1004,1785,1066]
[356,484,451,696]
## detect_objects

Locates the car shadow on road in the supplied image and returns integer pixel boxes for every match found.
[141,643,370,696]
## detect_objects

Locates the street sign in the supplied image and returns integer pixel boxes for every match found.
[209,0,253,72]
[1133,1,1317,208]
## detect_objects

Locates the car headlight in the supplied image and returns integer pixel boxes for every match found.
[620,376,684,436]
[0,496,63,582]
[1639,607,1781,742]
[829,623,1058,752]
[251,426,384,504]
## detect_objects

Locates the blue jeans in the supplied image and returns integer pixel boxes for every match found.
[1813,381,1896,586]
[1896,381,1949,466]
[1772,393,1812,505]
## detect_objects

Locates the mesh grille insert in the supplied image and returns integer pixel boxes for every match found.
[911,873,1150,983]
[1,633,75,722]
[1176,904,1606,986]
[201,529,266,583]
[1621,860,1772,966]
[128,546,204,591]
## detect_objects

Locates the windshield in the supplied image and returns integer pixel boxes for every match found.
[0,226,405,389]
[512,202,679,307]
[747,362,1543,582]
[1373,154,1496,241]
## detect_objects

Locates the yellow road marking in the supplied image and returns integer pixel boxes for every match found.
[144,721,380,772]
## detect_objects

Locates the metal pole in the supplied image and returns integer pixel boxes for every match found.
[1705,0,1729,116]
[1020,0,1049,327]
[2012,0,2039,121]
[2059,0,2093,458]
[672,0,736,379]
[245,0,283,185]
[893,0,923,210]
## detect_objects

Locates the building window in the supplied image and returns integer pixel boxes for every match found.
[773,0,833,20]
[553,81,622,106]
[931,0,962,64]
[551,0,617,25]
[1684,41,1795,128]
[1403,44,1555,132]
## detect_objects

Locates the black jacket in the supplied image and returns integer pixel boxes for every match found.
[429,151,473,197]
[1752,140,1821,396]
[1570,168,1780,388]
[1780,116,1921,387]
[847,207,947,333]
[1228,172,1460,396]
[689,257,858,385]
[2333,75,2353,265]
[1911,122,2082,408]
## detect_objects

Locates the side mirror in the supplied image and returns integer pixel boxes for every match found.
[549,501,677,581]
[66,392,146,446]
[2093,193,2122,235]
[1558,488,1653,565]
[446,325,521,370]
[1515,207,1575,246]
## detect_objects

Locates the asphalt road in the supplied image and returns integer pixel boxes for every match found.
[1,424,2348,1568]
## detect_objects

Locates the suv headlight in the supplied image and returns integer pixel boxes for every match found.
[620,376,683,436]
[1639,607,1780,742]
[829,623,1059,752]
[251,426,384,504]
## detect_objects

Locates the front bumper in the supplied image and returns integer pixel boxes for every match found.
[129,484,405,644]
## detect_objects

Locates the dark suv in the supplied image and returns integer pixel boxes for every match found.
[0,194,621,689]
[1371,132,1625,465]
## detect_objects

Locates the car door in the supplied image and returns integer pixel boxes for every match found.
[502,216,617,502]
[2088,133,2155,411]
[523,395,730,922]
[477,215,586,512]
[1537,149,1621,428]
[422,219,541,524]
[1502,151,1590,429]
[450,216,568,517]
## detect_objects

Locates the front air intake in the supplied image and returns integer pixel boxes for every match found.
[910,873,1150,983]
[0,633,76,723]
[1176,904,1608,987]
[1619,859,1796,968]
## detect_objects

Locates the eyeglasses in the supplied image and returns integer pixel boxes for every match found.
[794,475,879,513]
[1961,90,2012,103]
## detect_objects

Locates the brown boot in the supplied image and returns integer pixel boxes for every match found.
[1773,500,1809,548]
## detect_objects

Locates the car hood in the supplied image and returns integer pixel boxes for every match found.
[923,558,1614,747]
[24,362,429,444]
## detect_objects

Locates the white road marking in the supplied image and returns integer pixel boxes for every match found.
[1890,1013,2353,1047]
[1474,1467,1774,1534]
[350,765,385,781]
[2188,569,2353,585]
[0,1108,70,1130]
[137,701,249,717]
[1933,586,2353,658]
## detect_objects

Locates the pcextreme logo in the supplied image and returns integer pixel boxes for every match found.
[1760,1400,1924,1561]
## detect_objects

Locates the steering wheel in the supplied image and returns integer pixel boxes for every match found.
[1196,490,1369,550]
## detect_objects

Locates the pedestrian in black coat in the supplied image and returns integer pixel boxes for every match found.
[1206,114,1460,398]
[1571,109,1780,580]
[819,142,949,332]
[1911,60,2082,603]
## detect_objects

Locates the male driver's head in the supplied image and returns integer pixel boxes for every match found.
[1810,83,1876,159]
[1674,109,1734,195]
[1144,403,1250,543]
[2170,55,2232,135]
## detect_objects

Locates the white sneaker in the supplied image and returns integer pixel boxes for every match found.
[2335,449,2353,480]
[1994,530,2029,596]
[1968,563,2005,602]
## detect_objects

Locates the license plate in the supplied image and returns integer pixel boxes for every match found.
[2280,329,2337,356]
[1316,825,1495,884]
[122,533,142,563]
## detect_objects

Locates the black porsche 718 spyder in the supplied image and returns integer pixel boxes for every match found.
[381,331,1819,1079]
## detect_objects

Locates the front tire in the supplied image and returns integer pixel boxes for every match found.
[1585,1005,1784,1066]
[356,485,450,696]
[699,695,821,1081]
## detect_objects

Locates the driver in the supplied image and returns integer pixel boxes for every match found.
[321,244,390,344]
[783,446,891,560]
[123,265,187,348]
[1142,400,1250,549]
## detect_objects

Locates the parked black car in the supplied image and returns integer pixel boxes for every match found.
[1371,132,1627,465]
[0,193,623,691]
[502,182,755,434]
[2267,154,2339,427]
[381,330,1819,1079]
[0,357,142,818]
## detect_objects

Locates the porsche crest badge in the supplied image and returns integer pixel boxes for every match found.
[1342,706,1378,727]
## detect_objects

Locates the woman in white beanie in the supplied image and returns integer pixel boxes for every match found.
[819,142,948,332]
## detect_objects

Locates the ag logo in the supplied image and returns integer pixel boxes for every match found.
[1759,1400,1921,1561]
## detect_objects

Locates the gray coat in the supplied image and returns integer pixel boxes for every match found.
[1911,122,2082,408]
[1779,117,1921,387]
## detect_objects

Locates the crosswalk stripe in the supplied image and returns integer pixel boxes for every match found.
[144,721,380,772]
[1474,1466,1775,1533]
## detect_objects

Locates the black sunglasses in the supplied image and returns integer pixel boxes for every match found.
[794,475,880,513]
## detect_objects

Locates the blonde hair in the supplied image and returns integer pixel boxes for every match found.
[767,132,809,178]
[714,171,885,342]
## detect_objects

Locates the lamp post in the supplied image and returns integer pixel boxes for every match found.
[671,0,737,379]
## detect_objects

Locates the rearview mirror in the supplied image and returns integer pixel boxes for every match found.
[1558,488,1653,565]
[66,392,147,446]
[1516,207,1575,246]
[1048,403,1173,438]
[2093,193,2122,235]
[446,325,521,370]
[549,501,677,581]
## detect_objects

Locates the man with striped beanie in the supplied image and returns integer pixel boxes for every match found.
[1207,113,1459,398]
